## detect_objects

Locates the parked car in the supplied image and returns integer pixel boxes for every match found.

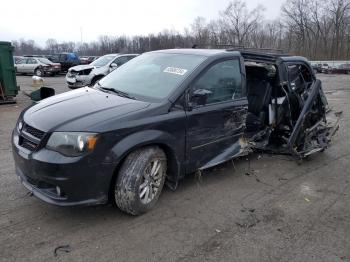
[325,64,350,74]
[49,52,80,72]
[80,56,99,65]
[321,63,330,73]
[66,53,138,88]
[15,57,61,76]
[12,49,338,215]
[79,56,89,65]
[311,64,321,74]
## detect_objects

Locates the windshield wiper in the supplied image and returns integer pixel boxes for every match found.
[95,82,136,100]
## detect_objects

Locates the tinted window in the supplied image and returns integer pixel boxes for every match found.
[27,58,37,64]
[60,54,68,62]
[192,59,242,105]
[50,55,59,62]
[127,55,137,61]
[17,59,27,64]
[113,56,129,66]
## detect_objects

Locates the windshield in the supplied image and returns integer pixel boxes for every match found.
[99,52,206,101]
[38,58,52,64]
[90,55,116,67]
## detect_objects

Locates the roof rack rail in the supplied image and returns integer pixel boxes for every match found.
[191,44,286,55]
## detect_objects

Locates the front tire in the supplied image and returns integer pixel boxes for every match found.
[114,146,167,215]
[34,68,44,77]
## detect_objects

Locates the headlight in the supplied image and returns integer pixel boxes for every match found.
[46,132,98,157]
[17,120,23,133]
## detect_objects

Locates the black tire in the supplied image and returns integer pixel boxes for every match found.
[114,146,167,215]
[34,68,44,77]
[89,76,103,87]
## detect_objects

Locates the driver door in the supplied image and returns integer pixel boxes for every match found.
[186,58,248,171]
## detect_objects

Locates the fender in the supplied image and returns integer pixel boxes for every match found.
[109,129,183,184]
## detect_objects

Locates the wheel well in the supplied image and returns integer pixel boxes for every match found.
[107,143,179,203]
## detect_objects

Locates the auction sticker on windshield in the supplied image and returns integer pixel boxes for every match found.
[163,67,188,76]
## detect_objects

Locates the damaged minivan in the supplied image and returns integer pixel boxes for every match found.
[12,48,339,215]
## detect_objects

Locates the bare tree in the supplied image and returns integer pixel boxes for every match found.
[221,0,265,46]
[46,38,58,54]
[11,0,350,60]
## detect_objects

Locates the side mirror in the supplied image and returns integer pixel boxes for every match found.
[110,63,118,68]
[190,88,212,106]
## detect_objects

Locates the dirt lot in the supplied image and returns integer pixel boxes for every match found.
[1,75,350,262]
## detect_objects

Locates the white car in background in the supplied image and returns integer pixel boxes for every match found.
[15,57,61,76]
[66,53,138,88]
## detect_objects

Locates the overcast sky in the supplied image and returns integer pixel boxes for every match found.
[0,0,284,46]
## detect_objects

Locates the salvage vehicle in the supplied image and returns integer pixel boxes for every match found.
[321,63,330,73]
[15,57,61,76]
[66,54,138,88]
[49,52,80,72]
[325,64,350,74]
[80,56,99,65]
[12,48,339,215]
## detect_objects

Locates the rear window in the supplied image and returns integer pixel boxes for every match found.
[38,58,52,64]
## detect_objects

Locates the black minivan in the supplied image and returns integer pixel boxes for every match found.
[12,49,335,215]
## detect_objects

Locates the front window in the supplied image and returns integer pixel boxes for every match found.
[90,55,116,67]
[191,59,243,105]
[38,58,52,64]
[99,52,206,102]
[113,56,129,66]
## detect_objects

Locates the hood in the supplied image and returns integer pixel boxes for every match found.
[69,64,97,72]
[23,87,150,132]
[44,62,60,66]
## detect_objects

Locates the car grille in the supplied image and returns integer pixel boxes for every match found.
[21,139,38,151]
[19,123,46,152]
[23,124,45,139]
[68,71,77,77]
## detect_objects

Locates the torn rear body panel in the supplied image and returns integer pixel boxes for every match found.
[195,52,340,171]
[242,54,339,159]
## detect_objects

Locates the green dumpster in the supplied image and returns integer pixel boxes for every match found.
[0,41,19,103]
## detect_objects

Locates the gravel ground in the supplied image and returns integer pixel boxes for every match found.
[0,74,349,262]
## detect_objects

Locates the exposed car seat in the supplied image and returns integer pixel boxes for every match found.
[245,66,272,131]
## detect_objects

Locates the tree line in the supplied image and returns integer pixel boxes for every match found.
[12,0,350,60]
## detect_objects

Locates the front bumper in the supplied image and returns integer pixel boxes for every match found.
[66,74,92,88]
[12,131,115,206]
[44,67,61,75]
